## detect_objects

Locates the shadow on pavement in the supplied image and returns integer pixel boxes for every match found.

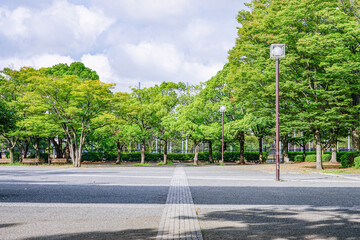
[26,228,158,240]
[199,208,360,240]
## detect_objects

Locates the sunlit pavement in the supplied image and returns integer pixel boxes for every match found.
[0,164,359,239]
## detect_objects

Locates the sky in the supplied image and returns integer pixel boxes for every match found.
[0,0,249,92]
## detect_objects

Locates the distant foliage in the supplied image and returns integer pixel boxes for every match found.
[42,62,99,80]
[81,151,268,162]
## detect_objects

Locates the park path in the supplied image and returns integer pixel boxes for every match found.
[156,166,203,240]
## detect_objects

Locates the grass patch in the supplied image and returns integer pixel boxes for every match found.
[109,163,125,166]
[215,162,226,166]
[157,160,174,166]
[133,163,151,167]
[323,169,352,174]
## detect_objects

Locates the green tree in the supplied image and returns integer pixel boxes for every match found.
[150,82,186,164]
[229,0,360,169]
[115,89,156,164]
[42,62,99,80]
[176,85,207,165]
[0,67,39,162]
[33,74,113,167]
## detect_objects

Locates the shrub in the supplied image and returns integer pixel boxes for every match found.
[340,151,359,168]
[354,156,360,169]
[294,155,304,162]
[322,154,332,162]
[81,150,268,163]
[305,154,317,162]
[288,151,316,161]
[5,152,20,161]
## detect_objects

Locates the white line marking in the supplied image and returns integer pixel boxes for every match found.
[0,202,164,208]
[320,173,360,181]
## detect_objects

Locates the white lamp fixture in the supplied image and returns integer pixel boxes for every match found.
[219,105,226,113]
[270,44,285,59]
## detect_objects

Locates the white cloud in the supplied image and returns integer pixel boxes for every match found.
[0,0,249,92]
[0,0,114,54]
[124,42,183,73]
[93,0,190,21]
[81,54,117,84]
[183,62,223,83]
[0,7,31,39]
[121,41,223,86]
[0,54,74,70]
[43,1,114,43]
[183,19,215,42]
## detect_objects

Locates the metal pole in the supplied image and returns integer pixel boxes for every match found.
[222,111,224,163]
[276,58,280,181]
[156,139,158,153]
[182,138,184,154]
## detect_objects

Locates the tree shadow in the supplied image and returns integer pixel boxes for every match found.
[0,223,21,229]
[199,208,360,240]
[26,228,158,240]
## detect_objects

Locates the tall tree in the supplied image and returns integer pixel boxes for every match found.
[32,74,113,167]
[229,0,360,169]
[115,88,156,164]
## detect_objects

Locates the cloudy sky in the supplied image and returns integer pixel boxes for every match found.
[0,0,249,92]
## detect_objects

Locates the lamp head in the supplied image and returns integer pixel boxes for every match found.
[220,105,226,112]
[270,44,285,59]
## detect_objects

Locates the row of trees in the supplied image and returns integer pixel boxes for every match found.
[225,0,360,169]
[1,0,359,169]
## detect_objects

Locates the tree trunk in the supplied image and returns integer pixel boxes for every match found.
[32,137,41,161]
[314,129,323,170]
[239,131,245,164]
[51,137,63,158]
[9,149,14,164]
[258,137,263,163]
[302,138,306,163]
[6,137,18,164]
[141,139,145,164]
[330,141,337,163]
[19,140,25,162]
[48,137,51,165]
[163,140,168,165]
[64,141,70,160]
[24,140,29,158]
[283,134,290,163]
[194,140,199,165]
[116,141,122,164]
[158,139,162,162]
[352,128,360,151]
[208,141,213,163]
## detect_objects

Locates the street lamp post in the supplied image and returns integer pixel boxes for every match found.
[220,105,226,163]
[270,44,285,181]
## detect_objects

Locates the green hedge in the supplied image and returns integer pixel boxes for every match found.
[294,155,304,162]
[28,152,49,160]
[354,156,360,169]
[5,152,20,161]
[81,151,268,162]
[305,154,317,162]
[288,151,316,161]
[305,154,332,162]
[322,154,331,162]
[340,151,359,168]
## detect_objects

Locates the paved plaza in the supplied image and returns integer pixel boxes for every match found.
[0,164,360,240]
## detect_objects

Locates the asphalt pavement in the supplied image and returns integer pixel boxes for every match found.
[0,164,359,240]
